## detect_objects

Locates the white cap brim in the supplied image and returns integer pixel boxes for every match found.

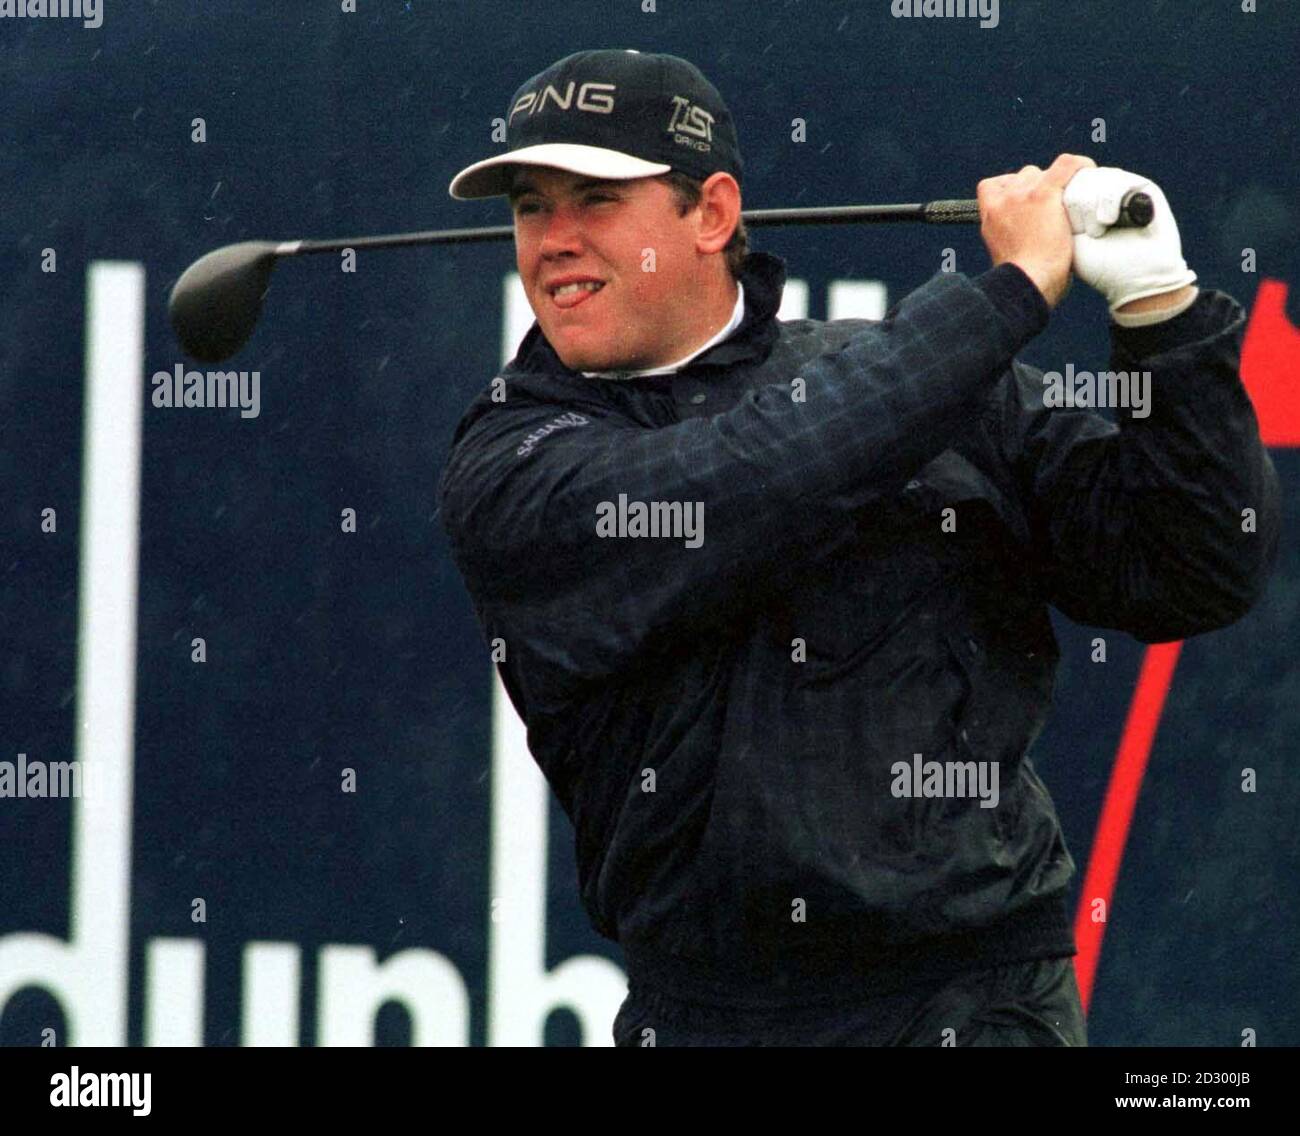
[448,143,673,200]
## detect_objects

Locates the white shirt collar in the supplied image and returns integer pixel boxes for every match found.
[580,280,745,380]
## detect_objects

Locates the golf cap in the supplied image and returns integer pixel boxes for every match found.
[448,48,743,200]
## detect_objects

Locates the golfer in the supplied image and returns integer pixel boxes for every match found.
[438,48,1279,1046]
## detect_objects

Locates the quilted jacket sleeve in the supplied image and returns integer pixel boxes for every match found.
[997,289,1281,642]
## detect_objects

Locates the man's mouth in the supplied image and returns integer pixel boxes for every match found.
[548,280,606,310]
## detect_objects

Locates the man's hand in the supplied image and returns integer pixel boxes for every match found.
[977,153,1096,309]
[1062,167,1198,320]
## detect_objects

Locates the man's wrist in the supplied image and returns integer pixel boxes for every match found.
[975,262,1052,344]
[1004,258,1068,309]
[1116,283,1198,315]
[1112,284,1200,328]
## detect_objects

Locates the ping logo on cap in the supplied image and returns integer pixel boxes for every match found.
[508,82,617,124]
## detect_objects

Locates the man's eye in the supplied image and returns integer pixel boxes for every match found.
[514,194,614,215]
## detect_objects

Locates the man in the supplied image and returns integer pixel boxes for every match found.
[438,49,1280,1046]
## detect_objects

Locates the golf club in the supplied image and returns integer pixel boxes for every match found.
[168,190,1154,362]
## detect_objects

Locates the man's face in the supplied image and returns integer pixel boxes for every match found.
[509,166,722,373]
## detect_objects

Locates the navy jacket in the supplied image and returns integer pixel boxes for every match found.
[439,252,1280,1002]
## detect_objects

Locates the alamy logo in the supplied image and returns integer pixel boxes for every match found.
[151,364,260,418]
[0,753,114,802]
[50,1068,151,1116]
[891,752,1000,809]
[1041,364,1151,418]
[891,0,1000,29]
[0,0,102,28]
[666,96,714,153]
[508,81,616,124]
[595,494,704,548]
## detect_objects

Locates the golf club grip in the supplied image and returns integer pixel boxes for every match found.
[924,189,1155,228]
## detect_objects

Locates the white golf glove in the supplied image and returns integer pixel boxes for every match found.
[1062,167,1198,326]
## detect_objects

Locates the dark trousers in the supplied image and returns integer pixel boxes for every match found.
[613,955,1087,1047]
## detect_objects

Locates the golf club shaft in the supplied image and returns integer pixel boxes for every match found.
[167,189,1154,362]
[274,191,1153,256]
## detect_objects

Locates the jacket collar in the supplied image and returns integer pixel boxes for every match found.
[507,250,789,378]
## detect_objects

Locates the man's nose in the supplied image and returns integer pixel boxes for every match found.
[539,205,584,257]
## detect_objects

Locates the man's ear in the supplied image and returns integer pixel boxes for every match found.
[695,172,741,255]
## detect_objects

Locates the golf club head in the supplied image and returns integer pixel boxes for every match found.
[168,240,280,362]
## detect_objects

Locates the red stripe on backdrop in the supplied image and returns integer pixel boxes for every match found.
[1073,641,1183,1014]
[1240,279,1300,446]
